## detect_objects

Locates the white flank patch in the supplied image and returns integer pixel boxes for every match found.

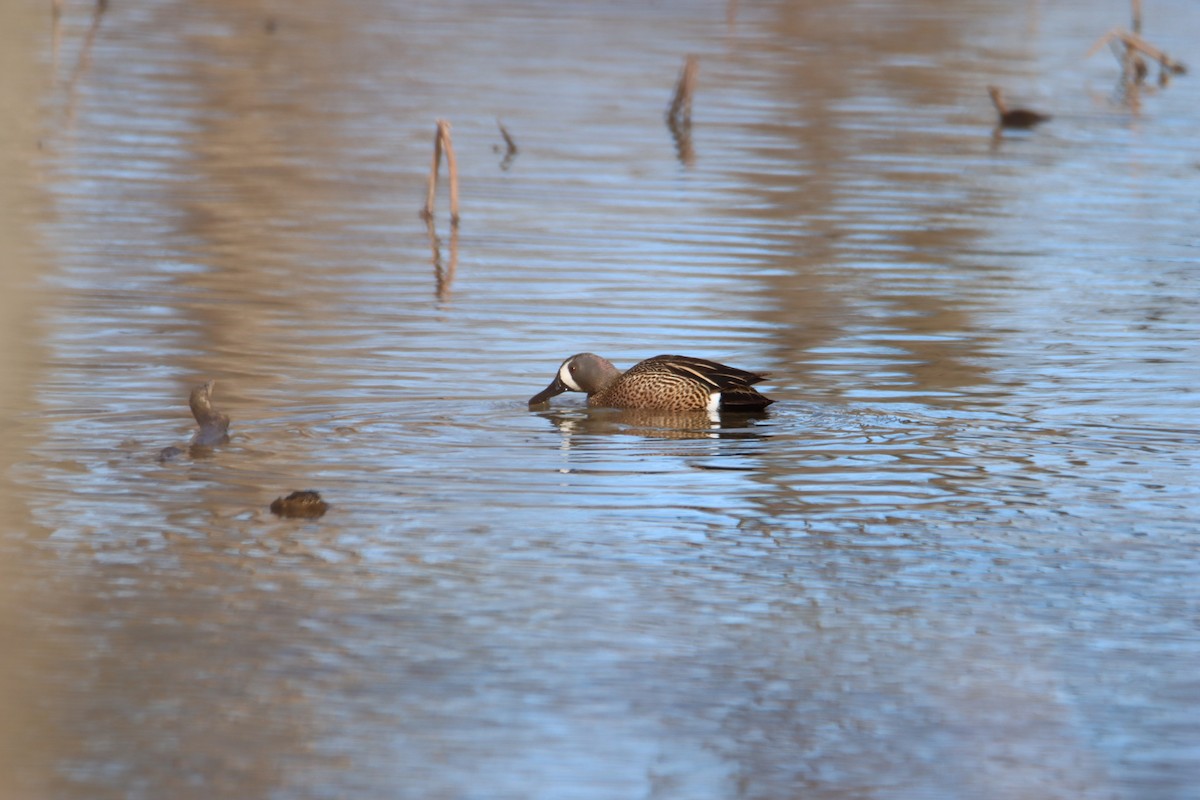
[559,362,582,391]
[706,392,721,412]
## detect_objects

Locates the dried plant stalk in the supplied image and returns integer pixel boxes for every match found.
[441,120,459,225]
[1088,27,1187,80]
[421,125,443,221]
[666,55,698,128]
[422,119,460,225]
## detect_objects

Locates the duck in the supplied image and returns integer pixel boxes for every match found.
[528,353,773,412]
[988,85,1051,129]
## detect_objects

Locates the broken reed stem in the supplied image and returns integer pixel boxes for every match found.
[1119,31,1186,73]
[1131,0,1142,34]
[666,55,698,128]
[1087,28,1187,76]
[442,121,459,225]
[421,125,442,220]
[421,119,460,226]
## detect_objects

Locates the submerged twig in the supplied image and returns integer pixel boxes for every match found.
[424,215,459,302]
[496,119,518,170]
[63,0,109,129]
[665,56,698,166]
[421,119,460,226]
[666,55,698,130]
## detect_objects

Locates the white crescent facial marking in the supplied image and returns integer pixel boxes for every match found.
[559,362,582,391]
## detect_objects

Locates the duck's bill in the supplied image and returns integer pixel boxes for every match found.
[528,375,568,407]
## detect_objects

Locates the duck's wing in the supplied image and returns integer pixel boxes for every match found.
[639,354,769,390]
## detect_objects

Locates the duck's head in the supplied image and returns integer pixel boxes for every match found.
[528,353,620,406]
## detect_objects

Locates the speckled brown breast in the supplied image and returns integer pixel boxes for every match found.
[591,370,715,411]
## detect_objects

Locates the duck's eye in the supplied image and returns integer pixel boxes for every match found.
[569,364,577,373]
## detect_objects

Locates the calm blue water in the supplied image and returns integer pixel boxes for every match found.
[6,0,1199,797]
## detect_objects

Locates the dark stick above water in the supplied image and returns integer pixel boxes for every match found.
[496,119,518,171]
[666,56,698,166]
[189,380,231,448]
[159,380,230,460]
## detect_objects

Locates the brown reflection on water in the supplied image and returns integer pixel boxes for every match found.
[1,0,63,794]
[171,2,367,386]
[14,0,1200,795]
[730,4,1007,404]
[27,4,398,790]
[60,0,108,131]
[533,406,770,442]
[426,216,460,301]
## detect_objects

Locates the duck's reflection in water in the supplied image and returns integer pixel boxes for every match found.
[532,406,772,442]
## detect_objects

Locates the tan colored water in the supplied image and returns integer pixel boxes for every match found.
[4,0,1199,797]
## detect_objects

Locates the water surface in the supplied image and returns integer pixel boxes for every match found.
[5,0,1200,797]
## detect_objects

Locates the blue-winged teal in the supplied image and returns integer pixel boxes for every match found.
[988,85,1050,129]
[528,353,774,412]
